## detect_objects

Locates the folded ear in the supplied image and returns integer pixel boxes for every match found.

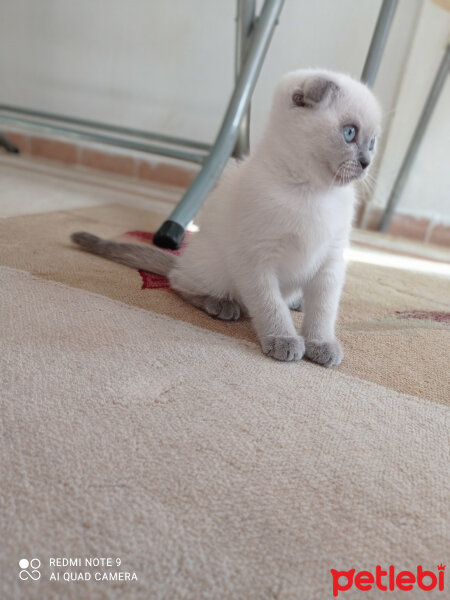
[292,77,339,109]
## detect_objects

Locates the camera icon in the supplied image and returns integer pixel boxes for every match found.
[19,558,41,581]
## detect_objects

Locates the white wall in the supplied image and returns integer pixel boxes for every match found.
[0,0,448,222]
[0,0,236,142]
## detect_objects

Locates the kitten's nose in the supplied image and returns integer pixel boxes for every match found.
[359,157,370,170]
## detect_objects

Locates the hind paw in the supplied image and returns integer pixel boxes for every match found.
[205,298,241,321]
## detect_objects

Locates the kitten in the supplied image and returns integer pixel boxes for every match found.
[71,69,381,366]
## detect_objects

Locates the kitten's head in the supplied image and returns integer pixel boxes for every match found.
[267,69,382,187]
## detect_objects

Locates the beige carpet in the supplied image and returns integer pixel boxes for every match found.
[1,204,449,403]
[1,204,449,599]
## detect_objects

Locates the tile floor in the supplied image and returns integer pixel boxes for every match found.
[0,154,181,218]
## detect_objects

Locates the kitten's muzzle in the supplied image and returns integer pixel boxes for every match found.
[359,157,369,170]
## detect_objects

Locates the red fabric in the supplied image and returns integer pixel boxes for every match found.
[124,231,188,290]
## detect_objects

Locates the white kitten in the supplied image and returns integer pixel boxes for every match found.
[72,69,381,366]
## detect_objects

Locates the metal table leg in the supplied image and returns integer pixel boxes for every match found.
[361,0,398,87]
[357,0,397,228]
[233,0,256,158]
[154,0,284,250]
[379,43,450,232]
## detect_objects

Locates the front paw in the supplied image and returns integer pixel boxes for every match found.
[305,339,343,367]
[262,335,305,362]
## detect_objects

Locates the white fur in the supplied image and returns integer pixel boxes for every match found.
[169,69,381,364]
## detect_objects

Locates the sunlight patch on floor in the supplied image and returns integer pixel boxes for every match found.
[345,246,450,278]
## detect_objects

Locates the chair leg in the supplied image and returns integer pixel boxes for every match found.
[233,0,256,159]
[361,0,398,87]
[379,43,450,232]
[153,0,284,250]
[357,0,398,228]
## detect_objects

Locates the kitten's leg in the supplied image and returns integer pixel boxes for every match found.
[300,255,345,367]
[239,274,305,362]
[179,292,241,321]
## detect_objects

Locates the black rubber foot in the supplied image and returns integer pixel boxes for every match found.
[153,220,185,250]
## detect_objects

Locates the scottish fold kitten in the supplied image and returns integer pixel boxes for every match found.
[71,69,381,366]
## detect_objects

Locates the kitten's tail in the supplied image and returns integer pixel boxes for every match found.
[70,231,177,276]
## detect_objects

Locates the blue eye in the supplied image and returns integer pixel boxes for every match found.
[343,125,357,143]
[369,136,376,151]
